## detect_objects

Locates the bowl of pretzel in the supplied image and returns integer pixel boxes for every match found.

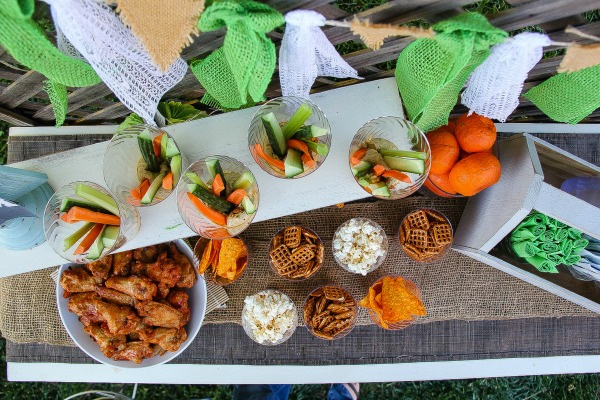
[56,239,207,368]
[399,208,453,262]
[268,225,324,280]
[303,285,357,340]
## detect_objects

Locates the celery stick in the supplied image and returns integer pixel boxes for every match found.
[282,103,313,139]
[63,222,94,251]
[302,139,329,156]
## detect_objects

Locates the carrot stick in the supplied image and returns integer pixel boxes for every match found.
[382,169,412,183]
[162,171,174,191]
[301,152,315,168]
[254,144,285,171]
[131,179,150,201]
[351,147,368,161]
[66,206,121,225]
[286,139,309,156]
[373,164,386,176]
[60,213,69,222]
[153,133,163,158]
[212,174,225,197]
[226,188,247,205]
[187,192,227,226]
[350,157,362,166]
[73,223,105,255]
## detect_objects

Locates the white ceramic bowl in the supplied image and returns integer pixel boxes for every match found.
[56,239,207,368]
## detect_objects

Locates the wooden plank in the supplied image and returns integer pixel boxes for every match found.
[76,102,131,123]
[2,78,404,277]
[0,70,46,108]
[0,106,35,126]
[34,84,113,121]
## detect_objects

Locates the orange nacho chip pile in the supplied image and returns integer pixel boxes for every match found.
[198,238,247,284]
[359,276,426,328]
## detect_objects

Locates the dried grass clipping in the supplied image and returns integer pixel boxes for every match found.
[349,17,435,50]
[115,0,205,71]
[558,43,600,73]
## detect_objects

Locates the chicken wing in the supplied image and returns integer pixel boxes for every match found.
[112,250,133,276]
[96,286,135,307]
[60,267,101,294]
[146,252,181,288]
[105,276,157,300]
[95,299,140,335]
[136,301,186,328]
[131,261,147,277]
[113,341,155,364]
[68,292,105,326]
[168,243,197,288]
[138,326,187,352]
[86,255,113,281]
[133,245,160,263]
[167,289,190,325]
[83,324,126,358]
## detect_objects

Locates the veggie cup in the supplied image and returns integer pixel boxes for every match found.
[103,124,188,207]
[176,155,259,239]
[248,96,331,179]
[43,181,140,263]
[350,117,431,200]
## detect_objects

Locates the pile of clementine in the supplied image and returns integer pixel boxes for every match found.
[424,113,501,197]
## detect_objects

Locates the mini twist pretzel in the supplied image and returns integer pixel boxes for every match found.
[289,245,315,265]
[283,226,302,248]
[407,228,428,249]
[433,223,453,245]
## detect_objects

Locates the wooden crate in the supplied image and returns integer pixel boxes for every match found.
[453,131,600,313]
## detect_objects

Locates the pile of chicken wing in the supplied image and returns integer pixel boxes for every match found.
[60,242,197,364]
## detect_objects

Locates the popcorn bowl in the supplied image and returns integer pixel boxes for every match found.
[241,289,298,346]
[303,285,357,340]
[268,225,324,281]
[332,218,388,275]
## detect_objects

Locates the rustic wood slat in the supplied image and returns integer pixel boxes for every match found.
[76,102,131,123]
[33,83,113,120]
[0,105,35,126]
[0,70,46,108]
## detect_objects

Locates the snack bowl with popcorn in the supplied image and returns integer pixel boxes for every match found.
[241,289,298,345]
[332,218,388,275]
[399,208,453,263]
[268,225,324,281]
[304,285,357,340]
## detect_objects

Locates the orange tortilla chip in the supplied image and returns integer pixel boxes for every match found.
[359,281,387,327]
[381,276,426,323]
[215,238,246,281]
[197,240,213,274]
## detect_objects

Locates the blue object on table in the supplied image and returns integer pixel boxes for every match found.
[561,176,600,208]
[0,165,50,201]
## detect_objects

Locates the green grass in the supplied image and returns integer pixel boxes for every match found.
[0,121,9,165]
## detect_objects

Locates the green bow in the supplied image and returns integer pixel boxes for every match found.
[524,64,600,124]
[395,12,507,132]
[190,0,284,109]
[0,0,101,126]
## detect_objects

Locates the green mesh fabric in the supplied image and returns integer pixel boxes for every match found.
[523,64,600,124]
[190,0,284,109]
[44,80,68,127]
[395,13,506,132]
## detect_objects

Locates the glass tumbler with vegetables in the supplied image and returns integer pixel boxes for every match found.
[176,156,259,239]
[349,117,431,200]
[43,181,140,263]
[248,96,331,179]
[103,125,188,207]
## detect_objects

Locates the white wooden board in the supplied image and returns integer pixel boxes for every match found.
[1,78,404,277]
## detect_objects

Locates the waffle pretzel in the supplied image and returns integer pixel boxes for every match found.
[290,262,313,279]
[407,228,428,249]
[283,226,302,248]
[433,223,452,245]
[302,229,319,241]
[272,234,283,249]
[403,242,424,260]
[290,245,315,265]
[323,286,346,302]
[407,210,430,230]
[425,209,446,223]
[270,244,295,274]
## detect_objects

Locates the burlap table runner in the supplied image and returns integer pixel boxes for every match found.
[1,197,594,346]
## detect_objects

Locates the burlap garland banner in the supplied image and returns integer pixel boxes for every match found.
[0,198,594,347]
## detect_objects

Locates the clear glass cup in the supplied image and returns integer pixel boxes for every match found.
[268,225,323,281]
[248,96,332,179]
[350,116,431,200]
[103,124,188,207]
[194,236,249,286]
[399,208,453,263]
[365,275,423,330]
[241,289,298,345]
[332,218,388,275]
[176,155,259,239]
[43,181,140,263]
[303,285,357,340]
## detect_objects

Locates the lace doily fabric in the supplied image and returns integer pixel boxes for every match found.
[280,10,361,99]
[45,0,187,124]
[461,32,552,122]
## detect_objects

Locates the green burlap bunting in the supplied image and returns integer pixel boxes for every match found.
[190,0,284,109]
[524,64,600,124]
[395,12,506,132]
[44,80,68,127]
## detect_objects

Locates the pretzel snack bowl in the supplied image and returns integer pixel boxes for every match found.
[304,285,357,340]
[268,225,324,281]
[399,208,453,263]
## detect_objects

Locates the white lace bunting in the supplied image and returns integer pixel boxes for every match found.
[279,10,361,99]
[45,0,187,124]
[461,32,552,122]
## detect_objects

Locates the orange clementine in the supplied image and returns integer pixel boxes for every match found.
[448,152,501,196]
[454,113,496,153]
[428,173,457,195]
[430,143,459,175]
[428,121,456,136]
[427,130,458,148]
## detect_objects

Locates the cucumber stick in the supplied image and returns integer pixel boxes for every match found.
[170,155,182,188]
[185,171,209,190]
[60,197,103,213]
[284,148,304,178]
[102,225,120,248]
[233,171,255,190]
[292,125,327,140]
[160,133,169,159]
[75,184,119,216]
[63,222,94,251]
[261,112,286,157]
[383,156,425,174]
[137,129,161,172]
[141,171,166,204]
[282,103,313,139]
[302,139,329,156]
[187,184,234,214]
[241,196,256,214]
[165,138,180,158]
[378,148,426,160]
[206,159,227,189]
